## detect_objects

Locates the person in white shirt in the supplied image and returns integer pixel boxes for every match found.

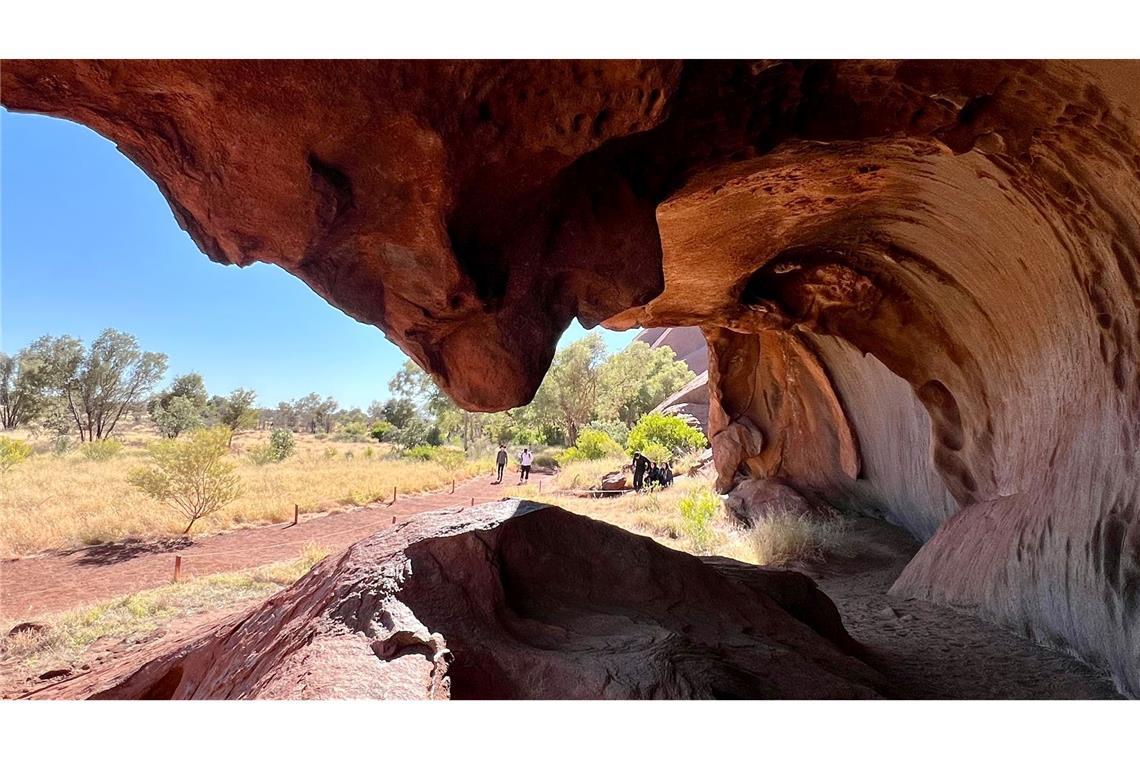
[518,448,534,483]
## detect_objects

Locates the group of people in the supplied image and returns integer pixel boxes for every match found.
[631,451,674,491]
[491,444,673,492]
[494,444,534,485]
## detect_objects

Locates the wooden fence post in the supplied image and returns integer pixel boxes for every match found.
[392,485,397,504]
[451,479,456,493]
[470,497,475,507]
[173,555,183,583]
[293,504,299,526]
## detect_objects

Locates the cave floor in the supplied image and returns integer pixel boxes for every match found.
[794,518,1121,699]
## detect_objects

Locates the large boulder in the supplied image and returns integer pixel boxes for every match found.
[28,502,883,699]
[724,478,831,527]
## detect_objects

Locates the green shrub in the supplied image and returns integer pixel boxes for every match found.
[678,486,720,553]
[82,439,123,462]
[532,452,561,470]
[640,441,672,465]
[369,420,395,443]
[0,436,34,473]
[247,429,295,466]
[512,426,546,446]
[52,435,75,457]
[128,427,242,534]
[627,412,707,457]
[268,428,295,461]
[363,446,374,459]
[402,444,435,461]
[562,429,624,463]
[583,420,630,448]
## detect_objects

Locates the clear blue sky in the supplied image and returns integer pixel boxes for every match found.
[0,109,632,409]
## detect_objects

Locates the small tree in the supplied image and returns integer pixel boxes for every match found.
[0,436,33,474]
[58,329,168,441]
[152,395,205,439]
[149,372,208,438]
[129,427,242,534]
[214,388,258,446]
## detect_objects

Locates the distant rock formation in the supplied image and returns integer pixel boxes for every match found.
[28,503,884,699]
[635,326,712,431]
[4,60,1137,694]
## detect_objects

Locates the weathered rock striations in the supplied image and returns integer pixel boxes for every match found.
[27,502,884,699]
[3,60,1138,694]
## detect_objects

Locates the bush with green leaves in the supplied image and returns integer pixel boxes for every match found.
[81,439,123,462]
[626,412,707,458]
[333,420,370,442]
[561,428,624,463]
[678,486,721,553]
[268,428,295,461]
[639,441,673,465]
[369,420,395,443]
[0,436,33,473]
[532,451,561,470]
[247,430,294,466]
[582,420,630,448]
[129,427,242,534]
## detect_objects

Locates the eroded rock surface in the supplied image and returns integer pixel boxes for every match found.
[3,60,1138,695]
[26,502,884,699]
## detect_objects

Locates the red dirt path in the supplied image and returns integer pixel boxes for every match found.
[0,473,551,621]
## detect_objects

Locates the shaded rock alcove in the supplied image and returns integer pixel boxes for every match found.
[2,59,1137,695]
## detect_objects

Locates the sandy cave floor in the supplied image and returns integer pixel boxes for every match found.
[795,518,1120,699]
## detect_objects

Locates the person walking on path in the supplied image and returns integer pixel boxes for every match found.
[494,444,509,484]
[518,448,534,483]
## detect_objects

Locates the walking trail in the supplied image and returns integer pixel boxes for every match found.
[0,472,552,621]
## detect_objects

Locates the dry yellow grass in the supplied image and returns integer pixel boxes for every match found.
[748,512,850,565]
[508,476,846,567]
[0,424,491,556]
[549,456,630,491]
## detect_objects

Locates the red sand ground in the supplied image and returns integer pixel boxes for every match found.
[0,472,551,620]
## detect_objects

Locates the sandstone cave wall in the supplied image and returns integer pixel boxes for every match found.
[686,134,1140,693]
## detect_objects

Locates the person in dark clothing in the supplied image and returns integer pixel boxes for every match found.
[494,444,508,483]
[632,451,648,491]
[663,461,674,487]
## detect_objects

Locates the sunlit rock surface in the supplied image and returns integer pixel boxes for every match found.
[3,59,1137,695]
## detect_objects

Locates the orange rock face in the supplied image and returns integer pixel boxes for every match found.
[3,60,1138,695]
